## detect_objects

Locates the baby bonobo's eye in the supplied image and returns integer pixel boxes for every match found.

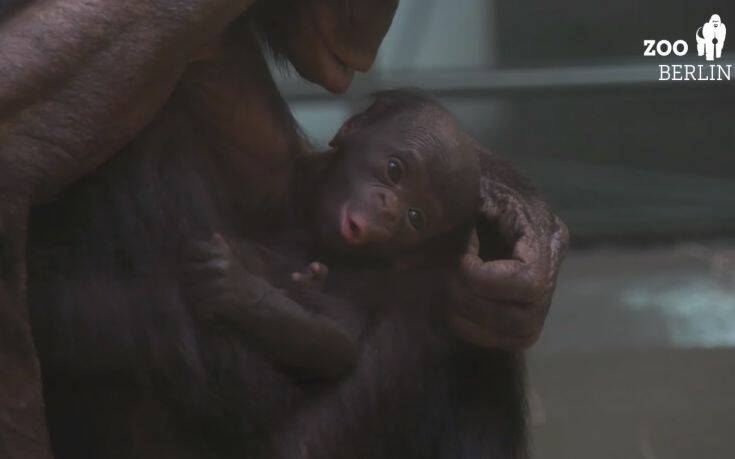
[407,209,426,231]
[386,158,403,184]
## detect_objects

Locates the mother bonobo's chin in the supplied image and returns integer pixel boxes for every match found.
[250,0,399,93]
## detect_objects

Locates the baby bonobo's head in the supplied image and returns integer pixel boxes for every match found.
[314,90,481,261]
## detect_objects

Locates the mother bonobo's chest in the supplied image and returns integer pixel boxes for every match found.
[163,41,305,235]
[107,29,303,255]
[130,93,299,240]
[27,31,305,342]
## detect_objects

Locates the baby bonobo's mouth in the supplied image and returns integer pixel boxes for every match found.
[339,205,364,245]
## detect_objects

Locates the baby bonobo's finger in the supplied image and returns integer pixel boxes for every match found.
[291,262,329,291]
[308,262,328,281]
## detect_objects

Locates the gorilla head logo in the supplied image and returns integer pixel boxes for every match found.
[696,14,727,61]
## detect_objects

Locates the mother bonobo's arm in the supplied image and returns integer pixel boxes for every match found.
[0,1,253,457]
[450,147,569,350]
[0,0,255,200]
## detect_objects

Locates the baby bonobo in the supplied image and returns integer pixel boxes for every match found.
[180,90,481,382]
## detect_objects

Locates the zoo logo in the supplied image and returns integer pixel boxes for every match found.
[696,14,727,61]
[643,14,731,81]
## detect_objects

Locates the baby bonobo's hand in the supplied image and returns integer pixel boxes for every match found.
[180,233,250,321]
[291,262,329,292]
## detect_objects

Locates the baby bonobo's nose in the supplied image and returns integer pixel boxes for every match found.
[340,206,392,246]
[346,213,364,243]
[340,207,369,245]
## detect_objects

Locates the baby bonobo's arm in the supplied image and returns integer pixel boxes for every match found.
[179,234,357,380]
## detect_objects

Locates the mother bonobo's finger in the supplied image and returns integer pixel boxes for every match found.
[460,246,550,305]
[462,186,554,302]
[549,215,571,284]
[445,139,569,353]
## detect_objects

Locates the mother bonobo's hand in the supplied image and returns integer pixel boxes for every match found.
[450,147,569,350]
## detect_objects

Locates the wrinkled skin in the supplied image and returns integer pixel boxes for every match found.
[452,147,569,350]
[313,92,481,258]
[0,0,567,457]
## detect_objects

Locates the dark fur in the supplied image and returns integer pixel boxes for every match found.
[269,265,527,459]
[27,87,295,457]
[0,0,547,457]
[26,53,528,459]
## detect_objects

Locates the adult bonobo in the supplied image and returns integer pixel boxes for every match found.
[0,1,568,458]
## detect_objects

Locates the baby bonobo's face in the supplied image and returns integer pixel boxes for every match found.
[314,92,481,260]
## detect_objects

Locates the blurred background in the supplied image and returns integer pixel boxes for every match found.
[274,1,735,457]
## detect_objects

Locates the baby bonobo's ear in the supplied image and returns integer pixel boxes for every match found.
[329,115,358,147]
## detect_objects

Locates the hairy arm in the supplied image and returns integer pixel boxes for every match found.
[269,319,398,459]
[217,277,359,380]
[181,236,359,381]
[0,0,256,200]
[268,301,445,459]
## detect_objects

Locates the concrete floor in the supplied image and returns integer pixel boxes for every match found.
[528,243,735,459]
